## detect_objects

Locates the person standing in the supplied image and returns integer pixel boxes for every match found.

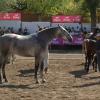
[95,28,100,71]
[23,27,28,35]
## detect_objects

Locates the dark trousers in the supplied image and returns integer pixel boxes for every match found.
[96,51,100,71]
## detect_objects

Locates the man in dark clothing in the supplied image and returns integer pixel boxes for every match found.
[95,28,100,71]
[83,27,100,71]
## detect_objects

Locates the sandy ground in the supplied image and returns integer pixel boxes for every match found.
[0,53,100,100]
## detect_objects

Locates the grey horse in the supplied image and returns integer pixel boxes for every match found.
[0,25,72,84]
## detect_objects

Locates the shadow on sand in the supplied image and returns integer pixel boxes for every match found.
[73,81,100,88]
[0,83,33,89]
[17,68,35,77]
[70,69,100,88]
[69,69,87,78]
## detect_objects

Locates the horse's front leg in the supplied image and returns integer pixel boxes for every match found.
[84,55,89,73]
[84,55,88,70]
[44,58,49,74]
[86,56,91,73]
[34,57,39,84]
[44,51,49,74]
[40,60,46,83]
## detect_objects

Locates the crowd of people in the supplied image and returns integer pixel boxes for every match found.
[64,25,89,35]
[0,25,90,37]
[0,27,30,36]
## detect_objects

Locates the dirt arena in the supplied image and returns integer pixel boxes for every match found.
[0,53,100,100]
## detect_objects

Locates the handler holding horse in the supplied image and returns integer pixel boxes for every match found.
[83,27,100,72]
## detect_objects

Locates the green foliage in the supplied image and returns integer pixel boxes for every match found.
[0,0,99,21]
[9,0,27,11]
[0,0,14,12]
[0,0,83,15]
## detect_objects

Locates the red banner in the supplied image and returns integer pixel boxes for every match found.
[0,13,21,20]
[52,15,81,23]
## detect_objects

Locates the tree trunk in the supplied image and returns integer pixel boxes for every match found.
[90,7,96,31]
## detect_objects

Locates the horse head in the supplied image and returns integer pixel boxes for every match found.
[58,25,73,42]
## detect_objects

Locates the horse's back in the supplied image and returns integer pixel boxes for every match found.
[0,34,36,56]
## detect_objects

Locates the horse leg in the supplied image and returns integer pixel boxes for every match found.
[86,55,92,73]
[0,56,5,84]
[44,57,49,74]
[34,57,39,84]
[40,60,46,83]
[0,63,2,84]
[94,55,97,72]
[44,50,49,74]
[0,55,4,84]
[12,55,16,64]
[84,55,88,70]
[2,60,8,82]
[85,56,89,73]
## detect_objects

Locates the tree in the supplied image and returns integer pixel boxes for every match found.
[84,0,100,29]
[9,0,27,11]
[0,0,99,28]
[9,0,81,15]
[0,0,14,12]
[75,0,100,30]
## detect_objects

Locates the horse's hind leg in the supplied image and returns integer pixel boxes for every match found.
[2,61,8,82]
[0,63,2,84]
[0,56,5,84]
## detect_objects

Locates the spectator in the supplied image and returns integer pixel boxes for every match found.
[0,27,4,36]
[2,27,6,33]
[17,28,23,35]
[6,27,11,33]
[23,27,29,35]
[10,27,14,33]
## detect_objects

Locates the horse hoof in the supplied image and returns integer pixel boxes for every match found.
[44,68,48,74]
[0,81,2,84]
[95,70,97,72]
[35,80,40,84]
[85,69,89,73]
[42,79,46,83]
[5,80,8,83]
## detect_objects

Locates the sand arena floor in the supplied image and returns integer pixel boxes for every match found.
[0,53,100,100]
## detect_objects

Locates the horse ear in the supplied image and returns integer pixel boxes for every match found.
[58,24,61,28]
[37,25,40,28]
[58,24,60,27]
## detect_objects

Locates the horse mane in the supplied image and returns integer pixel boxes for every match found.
[38,27,58,34]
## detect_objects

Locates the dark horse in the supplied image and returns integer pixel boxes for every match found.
[0,25,72,84]
[83,38,97,72]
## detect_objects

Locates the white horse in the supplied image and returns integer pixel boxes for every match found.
[0,25,73,84]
